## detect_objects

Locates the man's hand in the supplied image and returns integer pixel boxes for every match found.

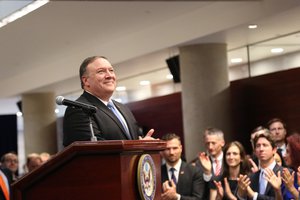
[198,152,212,175]
[161,180,178,200]
[139,129,157,140]
[264,168,282,191]
[248,158,259,173]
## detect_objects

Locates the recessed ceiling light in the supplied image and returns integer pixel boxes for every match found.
[271,48,284,53]
[16,112,22,117]
[116,86,126,91]
[248,24,258,29]
[230,58,243,63]
[139,80,150,86]
[166,74,173,80]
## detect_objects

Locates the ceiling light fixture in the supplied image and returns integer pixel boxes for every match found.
[271,48,284,53]
[166,74,173,80]
[231,58,243,63]
[139,80,150,86]
[0,0,49,28]
[116,86,126,91]
[248,24,258,29]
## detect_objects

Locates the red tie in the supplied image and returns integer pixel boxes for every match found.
[215,159,221,176]
[0,173,10,200]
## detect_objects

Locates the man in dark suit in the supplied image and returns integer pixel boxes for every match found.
[161,133,204,200]
[63,56,154,146]
[267,118,287,167]
[192,127,225,200]
[237,133,288,200]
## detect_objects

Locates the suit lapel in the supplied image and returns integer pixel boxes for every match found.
[176,162,186,190]
[264,164,281,195]
[82,91,132,139]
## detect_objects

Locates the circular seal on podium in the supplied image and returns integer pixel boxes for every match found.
[137,154,156,200]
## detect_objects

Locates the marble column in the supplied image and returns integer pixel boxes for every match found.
[179,43,232,161]
[22,92,57,156]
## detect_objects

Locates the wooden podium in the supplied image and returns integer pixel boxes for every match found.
[12,140,166,200]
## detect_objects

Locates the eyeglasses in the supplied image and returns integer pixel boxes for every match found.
[4,159,18,163]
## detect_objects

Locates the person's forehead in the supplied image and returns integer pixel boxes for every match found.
[256,137,271,144]
[5,154,17,159]
[166,138,181,146]
[205,134,222,141]
[227,145,239,152]
[270,121,284,127]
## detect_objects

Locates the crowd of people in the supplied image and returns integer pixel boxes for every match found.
[160,119,300,200]
[1,56,299,200]
[0,151,51,200]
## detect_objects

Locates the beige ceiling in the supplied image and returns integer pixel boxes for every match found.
[1,0,300,99]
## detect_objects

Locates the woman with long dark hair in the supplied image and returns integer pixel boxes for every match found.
[210,141,250,200]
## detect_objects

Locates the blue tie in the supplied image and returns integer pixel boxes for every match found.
[259,170,267,194]
[107,101,132,139]
[170,168,177,184]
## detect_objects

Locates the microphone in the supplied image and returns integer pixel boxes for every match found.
[56,96,97,113]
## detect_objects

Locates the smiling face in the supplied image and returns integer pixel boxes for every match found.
[225,145,241,168]
[82,57,117,101]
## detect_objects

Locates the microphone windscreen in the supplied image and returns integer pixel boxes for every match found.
[56,96,64,105]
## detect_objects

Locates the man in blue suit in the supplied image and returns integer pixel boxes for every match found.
[161,133,204,200]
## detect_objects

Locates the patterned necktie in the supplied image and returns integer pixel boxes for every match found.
[215,159,221,176]
[107,102,132,139]
[259,170,267,194]
[170,168,177,184]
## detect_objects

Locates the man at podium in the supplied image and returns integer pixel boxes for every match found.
[63,56,154,146]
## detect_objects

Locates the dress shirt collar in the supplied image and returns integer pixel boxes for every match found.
[211,151,223,162]
[85,90,110,106]
[260,160,276,171]
[166,159,182,172]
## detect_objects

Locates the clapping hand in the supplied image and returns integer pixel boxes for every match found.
[198,152,212,175]
[237,174,251,198]
[264,168,282,191]
[213,180,224,200]
[162,180,178,200]
[248,158,259,173]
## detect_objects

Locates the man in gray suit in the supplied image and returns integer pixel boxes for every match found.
[161,133,204,200]
[63,56,154,146]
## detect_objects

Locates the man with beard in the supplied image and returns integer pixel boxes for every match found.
[161,133,204,200]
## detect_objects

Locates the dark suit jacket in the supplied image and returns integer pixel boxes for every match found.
[161,161,205,200]
[250,164,282,200]
[63,91,140,146]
